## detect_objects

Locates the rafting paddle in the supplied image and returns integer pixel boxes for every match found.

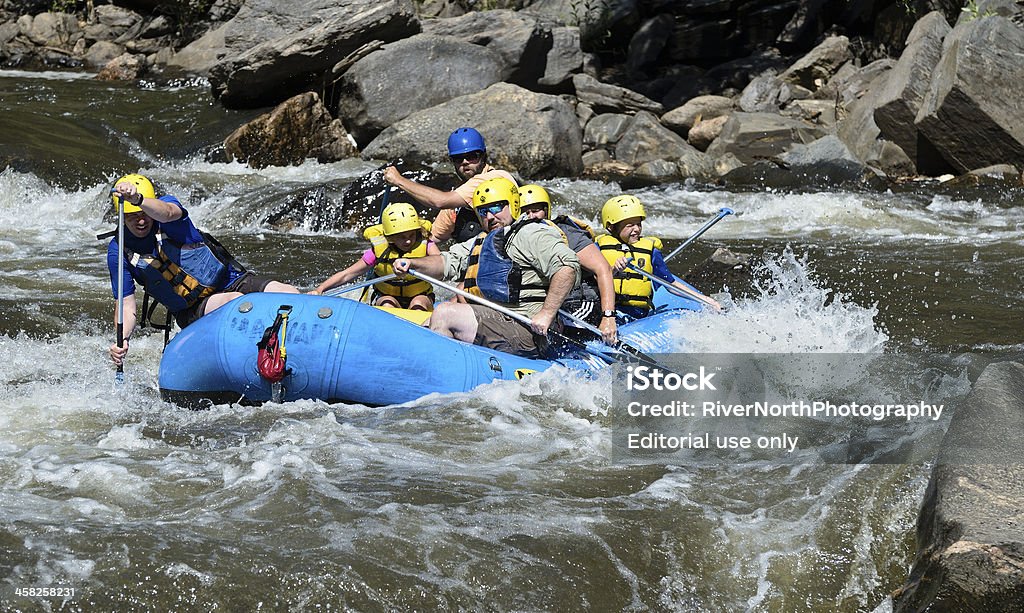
[114,191,126,385]
[322,273,398,298]
[556,308,667,367]
[405,269,676,368]
[663,207,734,263]
[623,260,721,310]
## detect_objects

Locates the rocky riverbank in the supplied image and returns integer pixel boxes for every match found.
[3,1,1023,197]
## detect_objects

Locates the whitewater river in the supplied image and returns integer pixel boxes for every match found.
[1,71,1022,611]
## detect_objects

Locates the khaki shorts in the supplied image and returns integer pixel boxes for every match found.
[175,272,274,329]
[470,304,560,357]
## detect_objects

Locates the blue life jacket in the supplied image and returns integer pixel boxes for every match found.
[123,230,229,313]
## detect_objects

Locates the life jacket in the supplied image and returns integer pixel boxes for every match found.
[596,234,663,310]
[547,216,600,323]
[122,230,230,313]
[463,219,565,304]
[551,215,597,241]
[363,221,433,298]
[452,206,484,243]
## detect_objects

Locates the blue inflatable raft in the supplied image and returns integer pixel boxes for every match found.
[158,285,705,408]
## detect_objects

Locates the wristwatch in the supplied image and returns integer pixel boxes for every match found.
[601,310,616,318]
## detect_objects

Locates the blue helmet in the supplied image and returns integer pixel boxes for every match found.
[447,127,486,157]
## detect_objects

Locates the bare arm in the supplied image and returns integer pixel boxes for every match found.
[109,293,137,365]
[393,254,447,279]
[531,265,576,335]
[312,259,372,294]
[113,181,182,222]
[577,243,618,343]
[383,166,467,210]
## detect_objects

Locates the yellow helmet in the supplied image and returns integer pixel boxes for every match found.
[601,194,645,229]
[111,173,155,214]
[472,176,519,216]
[515,184,551,218]
[381,202,422,236]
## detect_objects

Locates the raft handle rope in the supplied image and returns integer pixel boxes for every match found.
[257,306,294,403]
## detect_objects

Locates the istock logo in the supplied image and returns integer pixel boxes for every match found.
[626,366,717,391]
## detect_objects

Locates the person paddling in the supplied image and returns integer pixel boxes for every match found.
[516,184,618,345]
[392,177,580,357]
[310,202,440,311]
[597,194,721,321]
[382,127,518,244]
[106,173,299,367]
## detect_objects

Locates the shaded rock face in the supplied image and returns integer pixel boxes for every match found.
[335,34,504,147]
[207,0,420,108]
[223,92,357,169]
[915,15,1024,174]
[872,11,951,174]
[363,82,583,179]
[892,361,1024,612]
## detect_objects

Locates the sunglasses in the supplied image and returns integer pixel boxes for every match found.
[451,151,483,164]
[475,202,506,217]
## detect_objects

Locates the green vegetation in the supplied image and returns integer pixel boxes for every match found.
[961,0,996,21]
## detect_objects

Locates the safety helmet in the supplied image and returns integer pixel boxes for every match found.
[111,173,155,214]
[381,202,422,236]
[601,194,645,229]
[447,127,486,157]
[515,184,551,219]
[472,177,519,216]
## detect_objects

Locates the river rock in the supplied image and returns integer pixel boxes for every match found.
[584,113,631,152]
[914,14,1024,174]
[223,92,357,168]
[420,9,550,87]
[523,0,639,49]
[873,12,950,174]
[96,52,146,81]
[24,11,80,47]
[821,58,896,110]
[687,115,729,152]
[537,26,582,90]
[892,361,1024,611]
[205,0,420,108]
[614,110,695,167]
[626,13,674,79]
[335,34,503,147]
[661,95,735,138]
[362,82,583,179]
[572,73,663,115]
[83,40,124,69]
[778,34,851,91]
[706,111,825,165]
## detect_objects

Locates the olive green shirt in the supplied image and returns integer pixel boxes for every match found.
[443,222,581,317]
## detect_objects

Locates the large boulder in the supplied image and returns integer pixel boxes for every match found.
[778,34,852,91]
[706,112,825,165]
[362,82,583,179]
[661,94,735,138]
[204,0,420,108]
[335,34,504,147]
[873,12,951,174]
[572,73,663,115]
[892,361,1024,611]
[223,92,357,168]
[420,9,550,87]
[613,110,695,166]
[915,14,1024,173]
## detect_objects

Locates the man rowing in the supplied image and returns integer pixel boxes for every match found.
[392,177,580,357]
[106,173,299,366]
[382,127,518,244]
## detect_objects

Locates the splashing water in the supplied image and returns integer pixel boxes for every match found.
[679,246,888,354]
